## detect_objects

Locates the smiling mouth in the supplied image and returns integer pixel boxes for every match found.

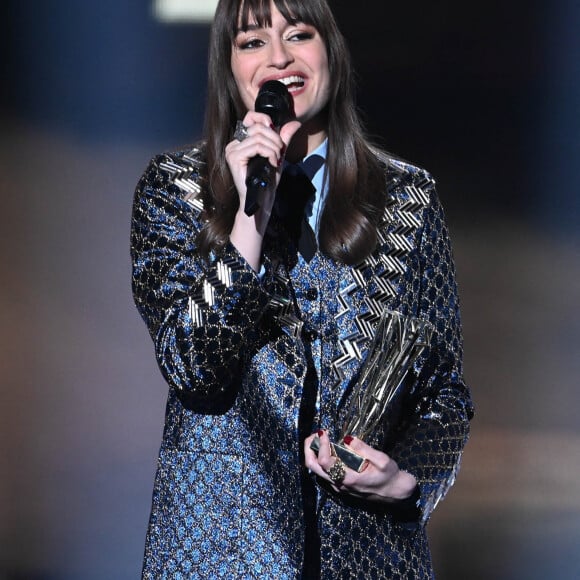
[277,75,305,92]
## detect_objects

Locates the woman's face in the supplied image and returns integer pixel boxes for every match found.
[231,2,331,128]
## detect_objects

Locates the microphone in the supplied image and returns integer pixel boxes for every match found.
[244,80,294,216]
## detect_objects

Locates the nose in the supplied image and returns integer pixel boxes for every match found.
[269,38,294,69]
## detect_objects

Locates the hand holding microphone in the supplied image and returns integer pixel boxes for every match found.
[226,80,300,271]
[243,80,295,216]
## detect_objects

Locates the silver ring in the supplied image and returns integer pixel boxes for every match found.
[326,458,346,485]
[234,120,249,142]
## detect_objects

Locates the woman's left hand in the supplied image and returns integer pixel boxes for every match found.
[303,430,417,503]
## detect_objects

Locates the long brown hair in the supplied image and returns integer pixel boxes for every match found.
[199,0,386,265]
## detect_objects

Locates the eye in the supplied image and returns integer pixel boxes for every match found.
[236,37,265,50]
[288,31,314,42]
[286,26,316,42]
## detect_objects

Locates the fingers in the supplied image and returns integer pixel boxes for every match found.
[344,436,394,471]
[279,119,302,148]
[304,431,331,476]
[243,111,301,149]
[304,432,417,502]
[304,431,348,491]
[226,112,301,208]
[226,119,285,171]
[228,112,302,171]
[345,436,418,499]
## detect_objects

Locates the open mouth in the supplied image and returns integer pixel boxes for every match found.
[278,75,306,92]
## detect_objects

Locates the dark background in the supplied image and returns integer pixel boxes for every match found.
[1,1,579,578]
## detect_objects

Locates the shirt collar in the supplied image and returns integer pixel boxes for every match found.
[299,138,327,179]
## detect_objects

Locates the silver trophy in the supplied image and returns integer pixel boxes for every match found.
[312,310,433,471]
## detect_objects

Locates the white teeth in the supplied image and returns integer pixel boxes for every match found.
[278,75,305,86]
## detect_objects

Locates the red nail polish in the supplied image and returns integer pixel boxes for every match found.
[317,429,324,437]
[343,435,354,445]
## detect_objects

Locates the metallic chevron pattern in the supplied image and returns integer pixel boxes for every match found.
[159,149,204,207]
[330,163,434,389]
[265,269,305,338]
[159,149,257,329]
[187,254,248,328]
[159,150,433,367]
[164,149,306,340]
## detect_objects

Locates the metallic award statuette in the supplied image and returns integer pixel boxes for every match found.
[311,310,434,472]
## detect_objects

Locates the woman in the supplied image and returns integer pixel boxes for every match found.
[131,0,474,577]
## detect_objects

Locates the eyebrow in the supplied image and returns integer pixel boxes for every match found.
[234,24,261,34]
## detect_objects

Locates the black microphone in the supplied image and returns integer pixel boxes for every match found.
[244,80,294,216]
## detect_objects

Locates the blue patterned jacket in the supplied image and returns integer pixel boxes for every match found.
[131,145,473,579]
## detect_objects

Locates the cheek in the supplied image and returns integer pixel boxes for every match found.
[314,48,330,95]
[317,59,331,101]
[240,91,255,112]
[231,60,255,110]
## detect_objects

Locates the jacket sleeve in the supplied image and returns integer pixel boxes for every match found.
[389,178,474,525]
[130,153,270,412]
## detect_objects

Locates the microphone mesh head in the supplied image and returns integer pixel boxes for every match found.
[255,80,294,126]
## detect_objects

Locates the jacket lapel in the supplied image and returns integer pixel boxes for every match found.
[328,159,433,414]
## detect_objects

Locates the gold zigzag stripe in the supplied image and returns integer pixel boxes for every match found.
[330,173,432,387]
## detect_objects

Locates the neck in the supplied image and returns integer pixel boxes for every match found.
[286,117,327,163]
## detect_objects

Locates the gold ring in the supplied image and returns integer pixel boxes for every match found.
[326,458,346,484]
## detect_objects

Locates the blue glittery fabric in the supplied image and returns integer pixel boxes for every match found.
[131,146,473,579]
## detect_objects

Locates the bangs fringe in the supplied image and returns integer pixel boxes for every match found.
[236,0,319,32]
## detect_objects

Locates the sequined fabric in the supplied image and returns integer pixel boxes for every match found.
[131,147,473,579]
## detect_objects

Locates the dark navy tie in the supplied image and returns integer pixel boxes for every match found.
[275,164,318,262]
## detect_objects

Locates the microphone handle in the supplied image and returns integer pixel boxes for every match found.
[244,155,276,216]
